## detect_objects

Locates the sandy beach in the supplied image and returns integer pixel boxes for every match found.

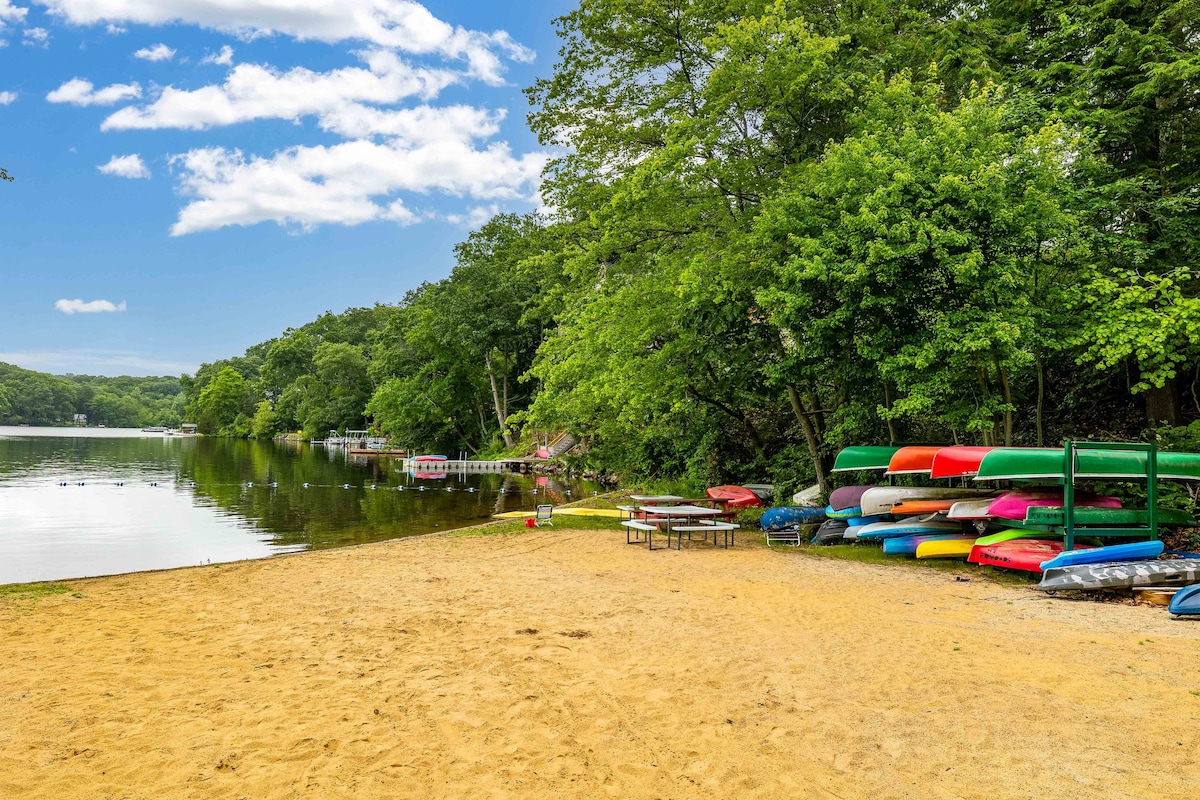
[2,525,1199,799]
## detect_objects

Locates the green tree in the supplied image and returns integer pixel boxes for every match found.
[191,366,251,434]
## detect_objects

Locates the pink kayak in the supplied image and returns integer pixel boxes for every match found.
[986,489,1120,521]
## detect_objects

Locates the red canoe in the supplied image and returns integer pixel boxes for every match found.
[929,447,995,479]
[706,485,762,509]
[969,539,1088,573]
[885,446,946,475]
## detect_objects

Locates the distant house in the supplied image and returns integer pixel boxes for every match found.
[73,414,87,427]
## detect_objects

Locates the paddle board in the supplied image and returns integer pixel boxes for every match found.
[1040,559,1200,591]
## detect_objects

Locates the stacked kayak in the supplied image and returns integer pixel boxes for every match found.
[855,515,964,541]
[970,540,1075,572]
[760,506,826,531]
[707,485,763,508]
[883,533,976,556]
[1039,541,1164,570]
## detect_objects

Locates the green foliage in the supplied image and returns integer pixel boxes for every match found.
[0,362,183,427]
[65,0,1199,490]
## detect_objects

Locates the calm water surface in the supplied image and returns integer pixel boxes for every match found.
[0,427,598,584]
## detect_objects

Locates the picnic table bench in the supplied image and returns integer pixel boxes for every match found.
[625,505,739,550]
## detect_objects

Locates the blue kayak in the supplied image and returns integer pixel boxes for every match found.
[855,517,964,541]
[824,505,862,521]
[882,533,977,556]
[1169,584,1200,616]
[846,515,884,527]
[1039,541,1165,571]
[760,506,826,531]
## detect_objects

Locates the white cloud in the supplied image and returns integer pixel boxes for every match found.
[133,42,174,61]
[55,298,128,314]
[37,0,531,83]
[0,90,16,104]
[22,25,47,45]
[0,0,27,24]
[200,44,232,66]
[105,22,124,34]
[445,204,499,227]
[47,77,141,105]
[98,153,150,178]
[169,138,546,235]
[102,50,457,133]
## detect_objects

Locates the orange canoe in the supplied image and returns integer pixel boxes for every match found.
[890,499,960,515]
[886,446,947,474]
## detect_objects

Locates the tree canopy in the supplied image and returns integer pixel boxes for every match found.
[65,0,1200,496]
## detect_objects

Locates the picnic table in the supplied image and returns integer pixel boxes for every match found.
[621,504,739,551]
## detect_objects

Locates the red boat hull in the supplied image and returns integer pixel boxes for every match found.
[969,539,1087,573]
[929,446,996,479]
[706,485,762,509]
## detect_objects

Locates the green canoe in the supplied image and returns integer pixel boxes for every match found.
[831,446,902,473]
[972,528,1054,546]
[975,448,1200,481]
[1022,506,1196,528]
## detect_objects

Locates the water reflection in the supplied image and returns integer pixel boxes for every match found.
[0,427,598,583]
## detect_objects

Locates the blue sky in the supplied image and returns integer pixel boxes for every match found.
[0,0,573,376]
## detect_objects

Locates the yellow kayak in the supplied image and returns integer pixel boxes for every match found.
[915,538,978,559]
[492,507,623,519]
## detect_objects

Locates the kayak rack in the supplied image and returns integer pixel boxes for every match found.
[1058,441,1156,552]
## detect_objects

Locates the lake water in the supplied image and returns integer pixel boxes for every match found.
[0,427,599,585]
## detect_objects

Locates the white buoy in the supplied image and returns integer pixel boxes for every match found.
[303,482,310,488]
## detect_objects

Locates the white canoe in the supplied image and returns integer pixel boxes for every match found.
[859,487,997,516]
[946,498,996,520]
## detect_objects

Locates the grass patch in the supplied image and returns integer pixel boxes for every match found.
[0,581,74,600]
[450,513,641,537]
[785,544,1039,586]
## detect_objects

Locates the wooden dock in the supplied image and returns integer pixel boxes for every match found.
[400,459,544,473]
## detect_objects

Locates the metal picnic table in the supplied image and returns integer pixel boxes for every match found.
[624,504,738,551]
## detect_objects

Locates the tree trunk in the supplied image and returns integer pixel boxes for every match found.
[484,352,515,448]
[1036,356,1045,447]
[996,360,1013,447]
[883,381,899,444]
[787,385,828,495]
[1144,378,1181,426]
